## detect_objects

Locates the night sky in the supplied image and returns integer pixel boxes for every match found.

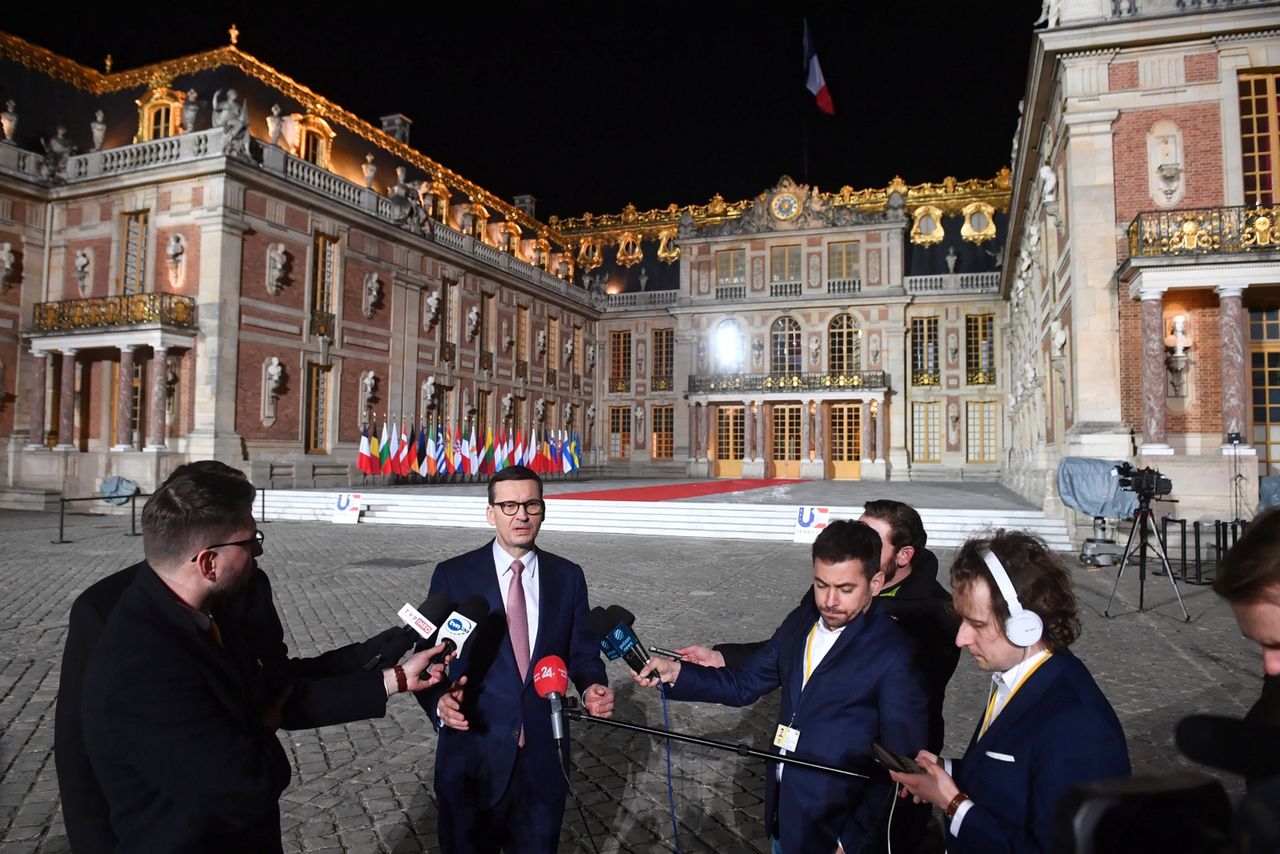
[5,2,1043,220]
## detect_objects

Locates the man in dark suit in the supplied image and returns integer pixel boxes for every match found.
[635,519,929,853]
[891,530,1130,854]
[418,464,613,853]
[78,468,446,852]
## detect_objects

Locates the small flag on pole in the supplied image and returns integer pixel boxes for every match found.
[804,19,834,115]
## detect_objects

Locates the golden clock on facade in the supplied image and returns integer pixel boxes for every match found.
[769,191,802,222]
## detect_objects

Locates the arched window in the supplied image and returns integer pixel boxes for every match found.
[134,87,183,142]
[771,317,802,376]
[295,115,336,169]
[715,319,745,373]
[828,314,862,374]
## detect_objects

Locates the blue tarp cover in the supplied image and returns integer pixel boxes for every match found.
[1057,458,1139,519]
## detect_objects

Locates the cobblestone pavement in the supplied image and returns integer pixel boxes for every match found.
[0,508,1260,853]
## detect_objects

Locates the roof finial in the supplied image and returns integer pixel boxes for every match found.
[104,54,113,73]
[229,23,239,46]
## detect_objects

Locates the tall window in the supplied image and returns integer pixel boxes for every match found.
[120,212,149,295]
[1240,72,1280,205]
[966,401,998,463]
[547,317,559,368]
[476,389,490,439]
[517,305,529,364]
[717,406,744,461]
[828,314,861,374]
[715,249,746,287]
[772,404,802,461]
[652,405,674,459]
[715,320,745,372]
[1251,307,1280,475]
[441,280,456,344]
[305,364,329,453]
[966,314,996,384]
[482,293,496,353]
[911,401,941,463]
[652,328,674,389]
[911,317,940,385]
[771,317,802,375]
[312,234,338,313]
[150,105,173,139]
[609,406,631,459]
[829,404,862,462]
[610,331,631,393]
[573,327,583,376]
[770,245,802,283]
[827,241,860,281]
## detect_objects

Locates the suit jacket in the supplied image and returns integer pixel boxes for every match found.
[716,547,960,752]
[57,563,387,853]
[670,599,928,853]
[417,542,607,809]
[81,564,292,853]
[949,651,1131,854]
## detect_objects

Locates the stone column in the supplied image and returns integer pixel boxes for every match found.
[688,403,698,460]
[861,400,872,463]
[25,351,49,449]
[811,400,822,461]
[146,346,169,450]
[744,400,755,461]
[113,345,136,450]
[1139,289,1171,453]
[800,400,811,464]
[1218,286,1249,445]
[874,399,885,463]
[54,349,78,451]
[753,400,765,461]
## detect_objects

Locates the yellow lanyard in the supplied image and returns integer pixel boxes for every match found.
[979,653,1051,738]
[803,621,820,685]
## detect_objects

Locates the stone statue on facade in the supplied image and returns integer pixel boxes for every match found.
[1050,319,1068,360]
[946,246,958,274]
[266,104,284,147]
[586,342,596,370]
[182,89,200,133]
[165,234,185,288]
[360,371,377,413]
[535,329,547,358]
[74,248,91,295]
[1039,164,1057,204]
[423,375,437,407]
[534,398,546,423]
[501,392,513,420]
[0,242,14,289]
[1,100,17,143]
[90,110,106,151]
[424,289,440,326]
[633,405,644,431]
[562,403,573,426]
[465,305,480,341]
[265,356,283,397]
[212,89,249,157]
[266,243,287,296]
[563,337,574,365]
[362,154,377,189]
[677,210,696,239]
[585,404,596,430]
[1164,315,1192,357]
[41,126,74,182]
[1011,99,1024,170]
[362,273,381,318]
[638,267,649,291]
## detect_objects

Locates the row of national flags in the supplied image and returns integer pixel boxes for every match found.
[356,421,582,478]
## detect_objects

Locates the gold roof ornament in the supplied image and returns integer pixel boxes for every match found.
[229,24,239,46]
[910,205,946,247]
[615,232,643,268]
[960,201,997,245]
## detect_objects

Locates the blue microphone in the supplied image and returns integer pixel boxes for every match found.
[604,604,652,676]
[588,606,623,660]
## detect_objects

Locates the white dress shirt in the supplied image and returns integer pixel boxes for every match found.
[777,618,845,782]
[493,540,540,656]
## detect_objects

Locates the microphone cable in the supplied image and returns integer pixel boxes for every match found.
[659,682,684,854]
[559,739,601,854]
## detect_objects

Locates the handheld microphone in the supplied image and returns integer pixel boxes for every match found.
[604,604,651,676]
[397,592,453,649]
[532,654,570,743]
[588,606,622,660]
[432,595,489,663]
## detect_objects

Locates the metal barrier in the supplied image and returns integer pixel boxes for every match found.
[1158,516,1247,586]
[52,492,149,545]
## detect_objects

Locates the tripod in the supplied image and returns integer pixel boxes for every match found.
[1104,492,1190,621]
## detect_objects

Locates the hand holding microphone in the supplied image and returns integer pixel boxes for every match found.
[634,656,680,688]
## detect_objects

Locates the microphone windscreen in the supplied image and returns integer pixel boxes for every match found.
[418,592,453,627]
[588,606,616,640]
[455,594,489,623]
[607,604,636,626]
[532,655,569,697]
[1176,714,1280,781]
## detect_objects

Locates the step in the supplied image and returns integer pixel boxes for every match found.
[0,487,63,512]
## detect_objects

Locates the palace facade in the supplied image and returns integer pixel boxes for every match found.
[2,0,1280,525]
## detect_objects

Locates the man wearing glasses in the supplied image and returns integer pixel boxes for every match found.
[76,467,448,852]
[418,464,613,853]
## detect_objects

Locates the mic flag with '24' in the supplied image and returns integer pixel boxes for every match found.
[532,655,570,743]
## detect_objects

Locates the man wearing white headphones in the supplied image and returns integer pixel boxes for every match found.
[890,530,1130,853]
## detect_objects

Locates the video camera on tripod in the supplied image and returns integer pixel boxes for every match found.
[1113,462,1173,501]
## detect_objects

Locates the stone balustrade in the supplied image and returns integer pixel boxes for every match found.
[904,272,1000,294]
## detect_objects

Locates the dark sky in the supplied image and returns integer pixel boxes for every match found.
[5,2,1043,220]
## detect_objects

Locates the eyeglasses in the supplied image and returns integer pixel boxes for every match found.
[190,530,265,562]
[490,500,545,516]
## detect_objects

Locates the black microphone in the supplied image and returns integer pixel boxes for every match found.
[397,592,454,651]
[604,604,651,676]
[431,595,489,663]
[588,606,623,660]
[1176,713,1280,782]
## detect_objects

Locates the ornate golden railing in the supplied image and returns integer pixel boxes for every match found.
[651,375,673,392]
[608,377,630,393]
[480,351,493,372]
[688,370,888,394]
[911,371,940,386]
[309,309,335,340]
[440,341,456,364]
[547,367,558,386]
[967,368,997,385]
[32,292,197,333]
[1127,204,1280,258]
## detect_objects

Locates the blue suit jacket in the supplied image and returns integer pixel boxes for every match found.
[418,542,607,808]
[669,599,928,853]
[949,651,1131,854]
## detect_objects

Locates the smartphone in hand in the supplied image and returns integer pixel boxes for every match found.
[873,742,926,775]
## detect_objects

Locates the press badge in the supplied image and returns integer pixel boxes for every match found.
[773,724,800,751]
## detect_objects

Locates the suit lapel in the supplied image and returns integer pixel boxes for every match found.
[526,550,557,687]
[973,653,1066,747]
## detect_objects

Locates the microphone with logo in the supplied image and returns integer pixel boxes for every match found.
[431,594,489,664]
[532,654,571,748]
[396,592,454,650]
[601,604,652,677]
[587,606,623,661]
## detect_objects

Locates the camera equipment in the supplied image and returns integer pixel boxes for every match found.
[1104,463,1189,621]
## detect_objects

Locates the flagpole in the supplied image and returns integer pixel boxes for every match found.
[802,17,809,185]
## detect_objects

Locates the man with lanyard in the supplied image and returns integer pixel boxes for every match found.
[634,519,928,853]
[890,530,1129,853]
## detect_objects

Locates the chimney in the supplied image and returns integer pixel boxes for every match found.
[379,113,412,144]
[513,194,537,218]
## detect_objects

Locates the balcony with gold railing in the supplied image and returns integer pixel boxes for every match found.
[688,370,888,394]
[967,368,997,385]
[651,375,674,392]
[309,309,336,340]
[31,292,198,334]
[547,367,558,386]
[1126,205,1280,259]
[608,377,631,393]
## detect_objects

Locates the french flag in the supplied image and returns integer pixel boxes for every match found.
[804,19,834,115]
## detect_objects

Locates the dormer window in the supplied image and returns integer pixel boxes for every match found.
[135,87,184,142]
[294,115,335,169]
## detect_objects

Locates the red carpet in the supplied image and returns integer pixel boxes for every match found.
[549,478,799,502]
